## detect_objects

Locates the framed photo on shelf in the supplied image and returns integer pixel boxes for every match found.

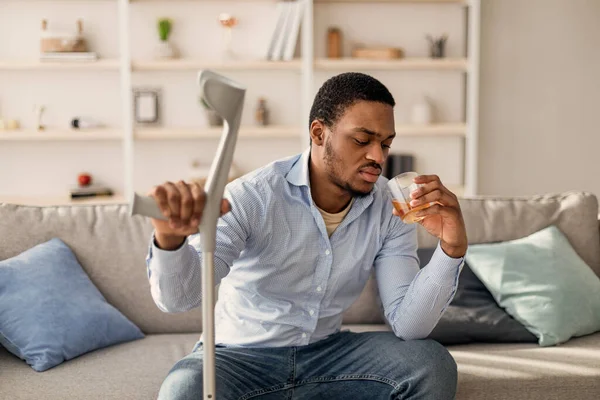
[133,87,161,125]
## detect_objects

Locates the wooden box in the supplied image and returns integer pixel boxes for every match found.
[351,47,404,60]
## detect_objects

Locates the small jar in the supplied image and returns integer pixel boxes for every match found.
[327,27,342,58]
[255,98,269,126]
[411,96,433,125]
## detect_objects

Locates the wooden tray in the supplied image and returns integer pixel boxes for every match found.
[351,47,404,60]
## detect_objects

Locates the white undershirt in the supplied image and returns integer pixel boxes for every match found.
[315,198,355,237]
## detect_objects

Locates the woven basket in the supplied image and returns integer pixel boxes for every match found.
[40,19,87,53]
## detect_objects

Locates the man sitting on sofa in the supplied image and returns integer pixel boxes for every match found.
[145,72,468,400]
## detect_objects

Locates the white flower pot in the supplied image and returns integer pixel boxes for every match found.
[411,96,433,125]
[155,40,176,59]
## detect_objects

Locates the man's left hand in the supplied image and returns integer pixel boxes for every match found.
[392,174,468,258]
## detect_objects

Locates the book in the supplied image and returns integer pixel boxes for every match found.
[274,1,296,61]
[40,52,98,62]
[266,1,288,60]
[268,1,294,61]
[282,0,305,61]
[69,185,113,199]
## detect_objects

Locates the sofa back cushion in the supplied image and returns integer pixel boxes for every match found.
[1,191,599,333]
[0,203,202,334]
[344,191,600,325]
[418,191,600,277]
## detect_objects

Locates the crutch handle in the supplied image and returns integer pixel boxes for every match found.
[197,70,245,253]
[129,192,166,221]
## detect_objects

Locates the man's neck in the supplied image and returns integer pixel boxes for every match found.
[308,155,352,214]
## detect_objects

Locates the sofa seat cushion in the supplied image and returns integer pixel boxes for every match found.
[345,325,600,400]
[1,330,599,400]
[449,332,600,400]
[0,334,200,400]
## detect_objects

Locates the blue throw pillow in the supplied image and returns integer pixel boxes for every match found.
[0,238,144,371]
[465,225,600,347]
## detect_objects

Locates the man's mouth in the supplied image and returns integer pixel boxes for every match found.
[359,167,381,183]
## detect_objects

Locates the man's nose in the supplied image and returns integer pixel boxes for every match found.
[366,145,385,166]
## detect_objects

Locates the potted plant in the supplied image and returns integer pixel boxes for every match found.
[155,18,177,59]
[200,96,223,127]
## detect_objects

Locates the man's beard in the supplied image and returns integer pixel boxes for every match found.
[324,138,373,198]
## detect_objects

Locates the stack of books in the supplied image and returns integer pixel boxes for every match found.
[69,185,113,200]
[266,0,306,61]
[40,52,98,62]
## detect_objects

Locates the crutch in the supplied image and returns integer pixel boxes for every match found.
[129,69,246,400]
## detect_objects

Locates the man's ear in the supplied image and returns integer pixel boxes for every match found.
[309,120,326,146]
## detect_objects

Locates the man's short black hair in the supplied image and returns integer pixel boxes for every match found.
[308,72,395,130]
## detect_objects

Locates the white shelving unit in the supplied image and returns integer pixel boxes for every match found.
[0,0,480,204]
[135,126,302,140]
[0,128,123,141]
[132,59,302,71]
[0,59,121,71]
[314,57,468,71]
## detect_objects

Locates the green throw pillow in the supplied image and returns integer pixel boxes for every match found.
[465,225,600,347]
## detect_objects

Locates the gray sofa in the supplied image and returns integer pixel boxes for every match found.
[1,191,599,400]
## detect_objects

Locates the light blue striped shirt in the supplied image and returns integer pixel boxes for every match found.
[146,148,463,347]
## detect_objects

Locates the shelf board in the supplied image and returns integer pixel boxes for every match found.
[0,125,462,141]
[130,0,465,3]
[315,57,468,71]
[316,0,466,3]
[0,58,466,72]
[0,59,120,71]
[135,126,301,140]
[395,123,466,136]
[130,0,278,2]
[132,59,301,72]
[0,195,126,207]
[0,129,122,141]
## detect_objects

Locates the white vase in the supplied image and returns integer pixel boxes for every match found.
[411,96,433,125]
[155,40,176,59]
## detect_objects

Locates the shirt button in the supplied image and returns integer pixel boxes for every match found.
[309,310,315,316]
[325,249,330,255]
[302,333,307,338]
[316,286,322,292]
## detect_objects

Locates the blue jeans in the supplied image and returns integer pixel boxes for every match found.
[157,331,457,400]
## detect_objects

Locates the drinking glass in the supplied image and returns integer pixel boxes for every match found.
[387,171,440,224]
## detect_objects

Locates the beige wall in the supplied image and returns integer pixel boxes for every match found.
[479,0,600,200]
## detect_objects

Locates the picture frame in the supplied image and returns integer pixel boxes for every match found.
[133,87,161,125]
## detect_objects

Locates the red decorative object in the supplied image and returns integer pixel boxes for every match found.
[78,173,92,187]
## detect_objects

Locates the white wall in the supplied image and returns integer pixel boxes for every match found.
[479,0,600,199]
[0,0,468,199]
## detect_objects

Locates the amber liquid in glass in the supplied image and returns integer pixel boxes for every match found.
[392,200,433,224]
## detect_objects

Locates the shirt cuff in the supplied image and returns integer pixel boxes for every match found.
[149,232,193,276]
[423,241,464,286]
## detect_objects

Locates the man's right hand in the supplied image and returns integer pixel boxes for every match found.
[148,180,231,250]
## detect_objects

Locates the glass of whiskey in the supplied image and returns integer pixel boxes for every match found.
[387,171,440,224]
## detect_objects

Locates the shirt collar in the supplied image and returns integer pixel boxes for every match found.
[286,146,380,200]
[286,147,311,187]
